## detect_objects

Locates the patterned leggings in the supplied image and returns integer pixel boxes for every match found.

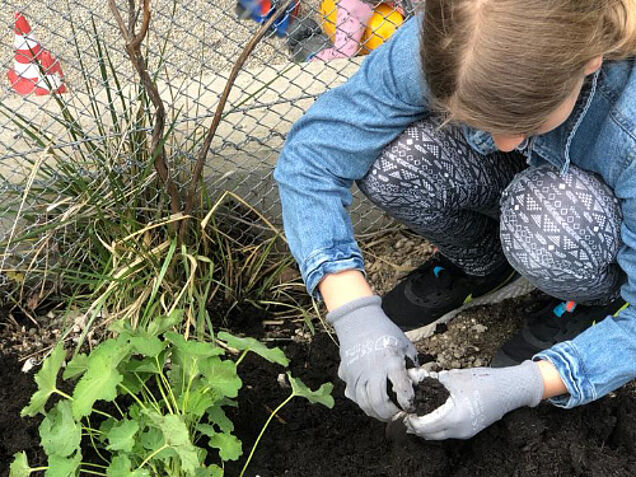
[358,119,625,304]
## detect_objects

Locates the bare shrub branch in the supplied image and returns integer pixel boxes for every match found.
[180,0,296,240]
[108,0,182,224]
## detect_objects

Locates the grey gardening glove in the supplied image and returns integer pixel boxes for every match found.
[327,295,418,421]
[404,361,544,440]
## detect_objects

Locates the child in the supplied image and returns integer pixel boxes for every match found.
[275,0,636,439]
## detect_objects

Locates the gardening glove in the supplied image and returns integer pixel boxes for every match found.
[404,361,544,440]
[327,295,418,421]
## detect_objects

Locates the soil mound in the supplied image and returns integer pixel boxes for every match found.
[226,333,636,477]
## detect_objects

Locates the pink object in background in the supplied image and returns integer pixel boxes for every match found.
[311,0,374,61]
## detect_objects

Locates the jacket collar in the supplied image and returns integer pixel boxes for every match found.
[462,70,601,174]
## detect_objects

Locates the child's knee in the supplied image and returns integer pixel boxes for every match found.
[499,165,623,300]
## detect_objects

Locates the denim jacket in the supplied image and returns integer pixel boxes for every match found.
[274,16,636,408]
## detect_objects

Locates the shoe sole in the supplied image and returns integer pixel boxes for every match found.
[404,276,536,342]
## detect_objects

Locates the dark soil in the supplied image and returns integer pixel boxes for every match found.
[226,333,636,477]
[0,353,46,477]
[414,377,450,416]
[2,329,634,477]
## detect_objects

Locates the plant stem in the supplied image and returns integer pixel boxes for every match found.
[79,468,107,476]
[108,0,182,227]
[118,383,148,411]
[239,393,294,477]
[157,357,180,412]
[81,463,108,468]
[155,374,175,415]
[55,389,74,400]
[138,443,170,470]
[179,0,296,240]
[235,349,249,367]
[91,409,116,420]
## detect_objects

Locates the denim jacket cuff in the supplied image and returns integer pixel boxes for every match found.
[533,341,596,409]
[302,243,366,300]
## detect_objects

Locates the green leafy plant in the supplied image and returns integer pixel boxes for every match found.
[11,315,333,477]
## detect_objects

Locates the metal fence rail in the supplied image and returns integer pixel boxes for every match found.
[0,0,410,298]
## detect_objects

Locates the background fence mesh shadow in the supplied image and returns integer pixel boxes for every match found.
[0,0,411,300]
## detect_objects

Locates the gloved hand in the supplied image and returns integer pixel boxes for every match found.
[404,361,544,440]
[327,295,418,421]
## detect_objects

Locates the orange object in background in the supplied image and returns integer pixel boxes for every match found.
[319,1,404,55]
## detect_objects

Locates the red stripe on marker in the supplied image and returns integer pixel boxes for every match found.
[14,12,31,35]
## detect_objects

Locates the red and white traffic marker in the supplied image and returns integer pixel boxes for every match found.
[6,12,66,96]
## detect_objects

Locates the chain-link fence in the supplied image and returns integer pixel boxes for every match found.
[0,0,412,301]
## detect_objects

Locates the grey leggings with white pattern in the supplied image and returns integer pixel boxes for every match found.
[357,119,624,304]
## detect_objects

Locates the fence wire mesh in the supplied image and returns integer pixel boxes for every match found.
[0,0,413,302]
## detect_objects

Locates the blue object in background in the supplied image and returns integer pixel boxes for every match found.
[237,0,300,37]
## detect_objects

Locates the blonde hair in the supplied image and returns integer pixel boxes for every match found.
[421,0,636,135]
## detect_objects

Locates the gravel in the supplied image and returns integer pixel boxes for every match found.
[1,0,324,87]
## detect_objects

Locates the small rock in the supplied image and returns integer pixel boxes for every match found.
[21,357,38,373]
[277,373,290,389]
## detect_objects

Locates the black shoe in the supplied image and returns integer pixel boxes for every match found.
[382,254,529,341]
[491,296,628,367]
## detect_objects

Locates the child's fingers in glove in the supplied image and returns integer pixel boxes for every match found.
[404,399,454,438]
[367,379,401,421]
[388,366,417,412]
[347,378,385,421]
[407,366,440,384]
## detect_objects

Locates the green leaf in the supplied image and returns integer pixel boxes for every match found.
[208,432,242,461]
[165,332,224,359]
[124,356,163,374]
[194,465,223,477]
[197,425,242,462]
[120,371,151,396]
[107,419,139,453]
[218,332,289,366]
[62,353,89,380]
[139,427,164,452]
[147,309,183,336]
[166,333,224,382]
[131,335,166,358]
[120,329,166,358]
[107,454,150,477]
[9,452,31,477]
[22,343,66,417]
[288,373,335,408]
[72,339,128,419]
[145,411,200,474]
[45,452,81,477]
[197,423,214,435]
[180,384,216,418]
[199,357,242,399]
[39,401,81,457]
[99,417,116,436]
[206,406,234,433]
